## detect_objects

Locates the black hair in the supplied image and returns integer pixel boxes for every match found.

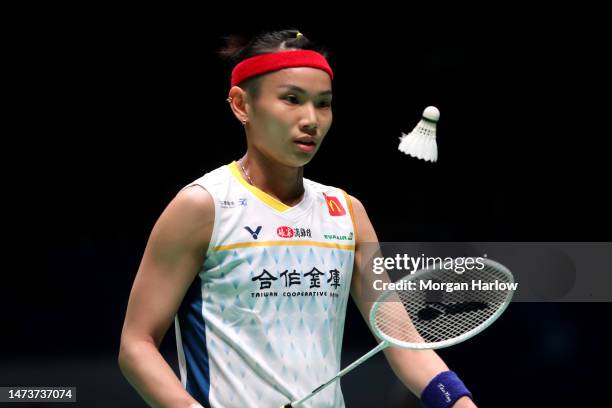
[218,29,331,100]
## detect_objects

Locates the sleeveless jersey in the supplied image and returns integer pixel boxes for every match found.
[174,161,357,407]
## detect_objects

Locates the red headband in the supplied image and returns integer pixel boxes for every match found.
[230,50,334,88]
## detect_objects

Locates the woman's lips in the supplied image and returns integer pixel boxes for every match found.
[294,140,316,152]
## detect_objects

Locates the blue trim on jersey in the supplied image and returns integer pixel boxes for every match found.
[177,276,210,406]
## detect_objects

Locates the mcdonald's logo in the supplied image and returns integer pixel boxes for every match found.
[323,193,346,216]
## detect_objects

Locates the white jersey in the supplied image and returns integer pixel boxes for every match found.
[174,161,357,408]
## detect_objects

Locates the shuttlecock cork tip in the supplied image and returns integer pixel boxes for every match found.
[422,106,440,122]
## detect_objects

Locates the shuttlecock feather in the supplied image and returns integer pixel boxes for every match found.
[399,106,439,162]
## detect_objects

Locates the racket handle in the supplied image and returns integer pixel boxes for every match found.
[281,405,292,408]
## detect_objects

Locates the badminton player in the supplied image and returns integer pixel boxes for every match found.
[118,29,477,408]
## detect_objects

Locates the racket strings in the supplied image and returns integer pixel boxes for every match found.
[374,263,513,345]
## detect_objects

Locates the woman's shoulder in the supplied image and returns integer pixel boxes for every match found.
[180,162,232,193]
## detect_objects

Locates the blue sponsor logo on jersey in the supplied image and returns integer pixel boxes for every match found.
[244,225,262,239]
[220,198,247,208]
[250,266,343,297]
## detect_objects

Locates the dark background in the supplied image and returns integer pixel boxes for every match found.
[3,6,611,407]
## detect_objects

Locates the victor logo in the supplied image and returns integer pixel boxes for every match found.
[244,226,262,239]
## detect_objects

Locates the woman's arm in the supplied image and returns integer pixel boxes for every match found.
[347,195,477,408]
[118,186,214,408]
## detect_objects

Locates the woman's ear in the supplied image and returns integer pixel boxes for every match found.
[227,86,249,124]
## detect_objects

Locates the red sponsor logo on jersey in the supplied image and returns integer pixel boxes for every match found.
[323,193,346,216]
[276,226,294,238]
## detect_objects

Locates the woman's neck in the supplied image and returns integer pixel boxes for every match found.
[238,151,305,207]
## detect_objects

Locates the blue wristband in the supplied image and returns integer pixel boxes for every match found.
[421,370,472,408]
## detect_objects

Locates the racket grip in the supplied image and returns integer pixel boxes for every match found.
[280,404,292,408]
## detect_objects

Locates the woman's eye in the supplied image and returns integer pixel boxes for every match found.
[283,95,331,108]
[284,95,300,104]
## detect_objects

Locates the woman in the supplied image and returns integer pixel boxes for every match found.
[118,29,476,408]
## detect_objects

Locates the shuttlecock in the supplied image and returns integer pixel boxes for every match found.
[398,106,439,162]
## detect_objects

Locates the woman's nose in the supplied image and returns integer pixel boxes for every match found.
[300,104,318,131]
[301,123,317,136]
